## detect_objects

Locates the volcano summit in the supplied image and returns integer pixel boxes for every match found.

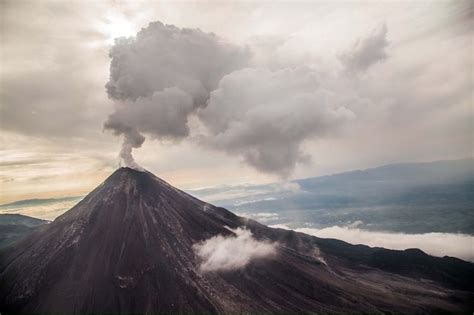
[0,168,473,314]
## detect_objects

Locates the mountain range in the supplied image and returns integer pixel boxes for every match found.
[0,214,48,249]
[192,159,474,234]
[0,167,472,314]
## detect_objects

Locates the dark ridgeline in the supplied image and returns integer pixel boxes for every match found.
[0,168,472,314]
[0,214,49,249]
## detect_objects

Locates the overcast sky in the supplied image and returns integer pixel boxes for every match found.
[0,0,472,203]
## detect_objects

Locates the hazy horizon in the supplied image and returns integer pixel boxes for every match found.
[0,157,471,205]
[2,158,472,262]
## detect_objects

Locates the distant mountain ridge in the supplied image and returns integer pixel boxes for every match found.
[300,158,474,183]
[0,214,49,249]
[190,158,474,196]
[0,196,82,208]
[204,159,474,234]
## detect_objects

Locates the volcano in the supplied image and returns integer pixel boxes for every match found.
[1,168,473,314]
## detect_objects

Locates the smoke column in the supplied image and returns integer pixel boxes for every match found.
[104,21,249,169]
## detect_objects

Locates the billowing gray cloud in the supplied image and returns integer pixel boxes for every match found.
[105,88,194,140]
[199,67,355,177]
[339,24,389,73]
[105,22,250,103]
[104,21,249,167]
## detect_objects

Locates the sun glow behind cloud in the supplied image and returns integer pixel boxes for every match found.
[100,14,136,44]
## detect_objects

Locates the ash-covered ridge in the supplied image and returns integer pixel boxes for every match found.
[0,168,473,314]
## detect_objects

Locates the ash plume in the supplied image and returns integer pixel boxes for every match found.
[103,20,388,176]
[199,67,355,177]
[103,119,145,169]
[119,129,145,170]
[104,21,249,168]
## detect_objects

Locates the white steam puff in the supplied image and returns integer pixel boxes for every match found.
[271,224,474,262]
[193,227,277,272]
[104,21,249,168]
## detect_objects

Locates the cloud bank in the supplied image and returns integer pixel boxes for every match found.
[193,227,276,272]
[272,224,474,262]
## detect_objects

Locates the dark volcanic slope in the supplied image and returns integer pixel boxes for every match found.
[0,168,472,314]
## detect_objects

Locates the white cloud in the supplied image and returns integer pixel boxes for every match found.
[193,227,277,272]
[271,224,474,262]
[269,224,292,230]
[190,187,271,203]
[273,182,301,193]
[236,212,279,222]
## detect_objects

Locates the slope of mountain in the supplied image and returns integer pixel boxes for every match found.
[0,168,472,314]
[0,214,49,249]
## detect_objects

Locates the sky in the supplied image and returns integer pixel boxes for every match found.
[0,0,472,204]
